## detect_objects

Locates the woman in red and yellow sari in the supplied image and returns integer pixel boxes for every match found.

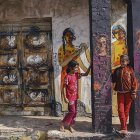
[58,28,90,110]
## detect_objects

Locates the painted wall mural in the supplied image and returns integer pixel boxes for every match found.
[134,30,140,116]
[134,29,140,97]
[111,6,127,116]
[93,35,111,94]
[134,30,140,76]
[50,0,91,115]
[57,27,91,112]
[112,25,127,69]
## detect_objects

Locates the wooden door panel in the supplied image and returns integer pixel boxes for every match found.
[23,89,48,105]
[0,53,17,68]
[23,70,49,88]
[0,69,18,85]
[0,88,19,104]
[0,19,53,109]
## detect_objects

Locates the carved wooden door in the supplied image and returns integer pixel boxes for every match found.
[0,18,53,108]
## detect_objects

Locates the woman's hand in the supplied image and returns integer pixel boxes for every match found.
[64,97,69,103]
[131,94,137,100]
[113,91,117,95]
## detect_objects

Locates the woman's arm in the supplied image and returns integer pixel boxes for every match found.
[80,64,91,76]
[59,44,89,67]
[61,84,69,103]
[61,76,69,103]
[130,68,138,100]
[59,49,81,67]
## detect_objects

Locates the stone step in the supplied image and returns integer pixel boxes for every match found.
[0,127,29,140]
[0,128,136,140]
[47,130,114,140]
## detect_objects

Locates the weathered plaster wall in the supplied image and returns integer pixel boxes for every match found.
[111,0,127,24]
[0,0,91,115]
[52,1,91,115]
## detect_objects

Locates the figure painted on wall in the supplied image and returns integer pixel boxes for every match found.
[58,28,90,110]
[111,25,127,116]
[93,34,111,104]
[95,34,108,56]
[135,30,140,51]
[134,30,140,84]
[112,25,127,70]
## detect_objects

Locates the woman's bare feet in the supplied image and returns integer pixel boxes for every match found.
[120,130,128,135]
[69,126,76,133]
[60,123,65,132]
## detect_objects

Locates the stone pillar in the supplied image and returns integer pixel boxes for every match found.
[131,0,140,131]
[127,0,135,131]
[89,0,112,133]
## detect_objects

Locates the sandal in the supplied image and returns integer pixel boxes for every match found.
[115,130,125,138]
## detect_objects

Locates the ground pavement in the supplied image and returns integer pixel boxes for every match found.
[0,116,138,140]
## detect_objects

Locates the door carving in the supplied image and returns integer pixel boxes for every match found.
[0,18,53,107]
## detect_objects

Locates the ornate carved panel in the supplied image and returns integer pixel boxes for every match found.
[0,18,53,107]
[0,70,18,85]
[23,89,48,105]
[0,88,19,104]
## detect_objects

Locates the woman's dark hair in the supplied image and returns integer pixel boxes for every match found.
[112,25,126,36]
[112,25,127,46]
[68,60,79,68]
[62,28,76,55]
[95,34,109,55]
[66,67,71,74]
[66,60,79,74]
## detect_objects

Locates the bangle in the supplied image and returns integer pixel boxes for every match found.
[132,92,136,95]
